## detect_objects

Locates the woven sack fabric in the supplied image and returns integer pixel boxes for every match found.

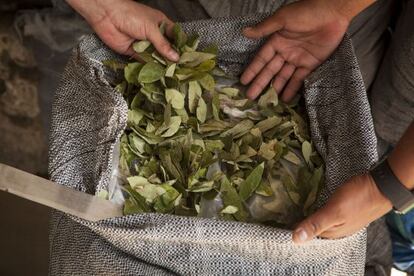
[48,14,377,275]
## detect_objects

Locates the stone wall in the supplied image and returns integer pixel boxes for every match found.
[0,12,49,276]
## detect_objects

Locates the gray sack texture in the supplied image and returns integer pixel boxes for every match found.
[48,14,377,275]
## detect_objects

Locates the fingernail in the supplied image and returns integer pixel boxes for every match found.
[294,228,308,243]
[169,50,179,61]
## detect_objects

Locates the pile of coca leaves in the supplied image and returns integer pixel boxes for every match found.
[104,24,324,228]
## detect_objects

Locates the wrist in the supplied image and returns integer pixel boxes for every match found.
[323,0,376,23]
[388,152,414,191]
[66,0,95,19]
[364,173,393,211]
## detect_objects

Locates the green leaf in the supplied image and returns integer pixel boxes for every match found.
[303,176,319,213]
[165,63,176,77]
[220,120,254,139]
[188,180,215,193]
[281,173,301,206]
[165,88,185,109]
[258,86,278,108]
[103,59,126,71]
[127,109,144,127]
[175,108,189,123]
[133,40,151,53]
[220,176,248,221]
[239,162,265,201]
[161,116,182,137]
[136,51,156,63]
[179,52,216,67]
[124,62,143,84]
[123,197,144,215]
[196,59,216,72]
[212,92,220,121]
[196,98,207,123]
[255,116,282,133]
[154,184,181,213]
[159,21,167,35]
[159,150,186,191]
[138,62,166,83]
[203,44,218,55]
[173,24,188,49]
[132,127,164,145]
[255,181,273,197]
[258,140,277,161]
[186,33,200,51]
[198,73,215,91]
[283,151,302,165]
[152,51,167,65]
[164,103,171,126]
[123,186,151,214]
[128,133,147,155]
[220,87,239,98]
[220,205,239,214]
[205,139,225,151]
[188,80,202,113]
[128,176,166,203]
[97,190,109,200]
[302,141,312,165]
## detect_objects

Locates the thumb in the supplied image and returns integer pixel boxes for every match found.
[292,206,339,244]
[243,11,284,39]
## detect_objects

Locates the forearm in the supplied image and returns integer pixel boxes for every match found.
[324,0,377,21]
[388,121,414,190]
[66,0,109,23]
[66,0,88,13]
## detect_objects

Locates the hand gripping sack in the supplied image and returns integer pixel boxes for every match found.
[48,14,377,275]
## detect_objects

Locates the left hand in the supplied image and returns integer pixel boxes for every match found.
[240,0,350,102]
[292,173,392,244]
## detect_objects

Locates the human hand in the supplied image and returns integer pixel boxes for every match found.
[292,174,392,244]
[66,0,179,61]
[241,0,352,102]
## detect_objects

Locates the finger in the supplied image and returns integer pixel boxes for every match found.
[159,18,175,39]
[280,68,310,102]
[243,11,285,39]
[292,206,341,244]
[124,45,143,61]
[246,55,284,100]
[241,42,278,85]
[146,26,179,61]
[272,63,295,93]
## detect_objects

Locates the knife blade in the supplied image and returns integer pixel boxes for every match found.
[0,163,123,222]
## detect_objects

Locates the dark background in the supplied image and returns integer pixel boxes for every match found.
[0,1,52,275]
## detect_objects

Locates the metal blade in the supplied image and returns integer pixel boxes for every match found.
[0,163,123,222]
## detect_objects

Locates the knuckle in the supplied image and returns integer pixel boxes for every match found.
[159,43,171,54]
[261,66,273,75]
[255,54,269,67]
[251,82,265,93]
[154,10,166,20]
[241,71,254,82]
[309,220,322,234]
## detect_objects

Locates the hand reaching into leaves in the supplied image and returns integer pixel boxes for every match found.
[66,0,179,61]
[241,0,374,102]
[293,122,414,243]
[292,174,392,243]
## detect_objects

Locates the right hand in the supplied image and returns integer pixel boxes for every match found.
[66,0,179,61]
